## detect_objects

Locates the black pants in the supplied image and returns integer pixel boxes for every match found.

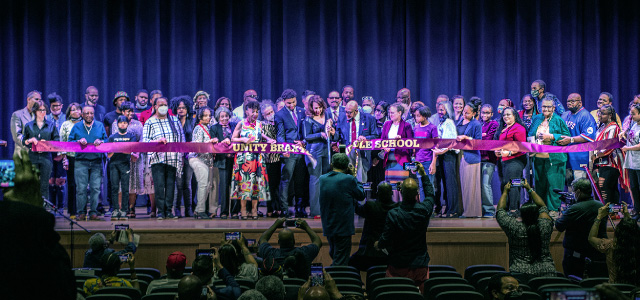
[175,159,193,213]
[49,159,66,208]
[501,157,525,211]
[597,166,620,204]
[434,155,447,213]
[349,252,388,272]
[327,235,352,266]
[151,163,177,217]
[442,152,460,214]
[67,157,77,215]
[109,161,130,212]
[629,169,640,208]
[266,161,282,213]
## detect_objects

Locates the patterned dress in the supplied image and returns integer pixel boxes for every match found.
[230,120,270,201]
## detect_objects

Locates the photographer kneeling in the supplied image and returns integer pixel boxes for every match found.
[555,178,607,278]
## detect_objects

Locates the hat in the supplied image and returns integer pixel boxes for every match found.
[113,91,130,106]
[166,251,187,272]
[193,90,210,102]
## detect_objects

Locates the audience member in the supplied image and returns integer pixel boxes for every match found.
[255,276,285,300]
[496,180,556,282]
[486,273,522,300]
[349,181,397,271]
[83,252,140,296]
[376,162,435,293]
[146,251,187,294]
[589,203,640,286]
[214,236,259,281]
[319,153,365,266]
[192,250,242,300]
[239,290,268,300]
[83,228,137,268]
[258,218,322,270]
[178,275,213,300]
[297,271,343,300]
[555,178,607,278]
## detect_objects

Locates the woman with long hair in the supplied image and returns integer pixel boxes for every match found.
[170,96,195,217]
[592,105,627,204]
[589,203,640,285]
[214,236,259,281]
[518,94,539,130]
[230,100,275,219]
[494,107,528,213]
[22,100,60,201]
[452,95,465,122]
[432,101,458,217]
[380,103,414,202]
[189,107,219,219]
[621,103,640,209]
[497,180,555,281]
[211,106,237,219]
[59,102,82,218]
[455,97,483,218]
[304,95,332,218]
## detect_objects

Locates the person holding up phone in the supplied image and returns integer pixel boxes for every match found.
[257,218,323,272]
[83,228,137,268]
[297,269,343,300]
[147,251,187,294]
[214,234,259,282]
[83,252,140,296]
[494,107,528,215]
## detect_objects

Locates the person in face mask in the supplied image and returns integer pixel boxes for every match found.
[361,96,375,115]
[259,100,282,218]
[558,93,597,189]
[496,98,514,116]
[487,273,522,300]
[530,79,564,116]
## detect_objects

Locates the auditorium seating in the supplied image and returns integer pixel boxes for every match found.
[376,291,424,300]
[578,277,609,288]
[434,290,484,300]
[94,287,142,300]
[463,264,506,279]
[119,268,162,280]
[527,276,573,291]
[87,295,132,300]
[149,286,178,294]
[141,293,177,300]
[427,270,462,278]
[427,283,475,300]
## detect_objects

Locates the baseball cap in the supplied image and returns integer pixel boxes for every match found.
[166,251,187,272]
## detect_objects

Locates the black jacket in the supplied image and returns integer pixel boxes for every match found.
[555,198,607,260]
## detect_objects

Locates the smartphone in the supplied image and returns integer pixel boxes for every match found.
[202,287,208,297]
[119,254,130,262]
[115,224,129,231]
[310,263,324,286]
[246,239,256,248]
[403,162,417,171]
[225,232,241,240]
[609,205,622,213]
[390,183,399,190]
[196,249,214,257]
[0,160,16,188]
[543,289,600,300]
[362,182,372,191]
[510,178,523,187]
[285,219,298,228]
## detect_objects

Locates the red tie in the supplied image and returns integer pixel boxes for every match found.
[351,119,356,143]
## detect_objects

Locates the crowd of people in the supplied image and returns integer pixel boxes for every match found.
[8,80,640,221]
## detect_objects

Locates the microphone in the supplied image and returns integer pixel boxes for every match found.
[43,198,57,209]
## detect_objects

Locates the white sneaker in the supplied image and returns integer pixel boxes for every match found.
[548,211,559,219]
[111,210,121,221]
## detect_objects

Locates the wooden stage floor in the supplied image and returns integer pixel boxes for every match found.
[53,207,594,274]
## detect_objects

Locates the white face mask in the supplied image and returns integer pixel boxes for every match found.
[265,114,275,122]
[157,106,169,115]
[362,106,373,114]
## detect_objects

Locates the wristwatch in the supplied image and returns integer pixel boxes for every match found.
[570,137,574,144]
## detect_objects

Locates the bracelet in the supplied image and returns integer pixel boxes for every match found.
[570,137,575,144]
[527,188,534,194]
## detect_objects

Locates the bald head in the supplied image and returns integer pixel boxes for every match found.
[278,228,295,248]
[178,275,206,300]
[244,89,258,105]
[400,178,419,204]
[303,286,330,300]
[567,93,583,113]
[396,88,411,106]
[345,101,359,120]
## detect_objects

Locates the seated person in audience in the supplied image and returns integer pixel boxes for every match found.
[83,228,137,268]
[213,235,259,282]
[589,203,640,286]
[487,273,522,300]
[555,178,607,278]
[238,290,268,300]
[255,275,285,300]
[83,252,140,296]
[1,149,76,300]
[349,181,397,271]
[297,270,343,300]
[192,250,242,300]
[258,218,322,271]
[496,180,556,282]
[179,275,215,300]
[375,162,434,293]
[146,251,187,294]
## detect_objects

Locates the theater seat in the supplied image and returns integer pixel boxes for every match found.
[376,291,424,300]
[435,290,484,300]
[87,295,132,300]
[150,286,178,294]
[428,265,456,272]
[94,287,141,300]
[120,268,162,280]
[141,293,177,300]
[427,284,475,300]
[527,277,572,291]
[579,277,609,288]
[463,265,505,279]
[428,271,462,278]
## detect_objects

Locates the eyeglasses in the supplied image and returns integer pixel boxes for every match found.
[177,106,187,110]
[36,109,47,112]
[362,96,374,101]
[246,95,258,99]
[375,109,385,113]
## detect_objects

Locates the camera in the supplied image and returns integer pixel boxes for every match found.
[225,232,241,240]
[118,254,130,262]
[284,219,299,228]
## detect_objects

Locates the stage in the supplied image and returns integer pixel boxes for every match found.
[53,207,597,275]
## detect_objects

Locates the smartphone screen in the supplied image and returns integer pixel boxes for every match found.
[544,289,600,300]
[196,249,214,257]
[0,160,16,188]
[246,239,256,247]
[285,219,297,228]
[310,264,324,286]
[202,287,208,296]
[225,232,241,240]
[119,254,129,262]
[115,224,129,231]
[403,162,416,171]
[510,178,522,187]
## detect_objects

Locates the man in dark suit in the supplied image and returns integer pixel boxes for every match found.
[319,153,365,266]
[336,101,379,183]
[275,89,306,217]
[327,90,346,124]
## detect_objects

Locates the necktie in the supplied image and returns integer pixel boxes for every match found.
[351,118,356,143]
[332,110,338,122]
[291,110,298,126]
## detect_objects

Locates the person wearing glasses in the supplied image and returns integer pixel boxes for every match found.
[558,93,597,191]
[528,97,570,212]
[232,89,259,120]
[22,99,60,203]
[486,273,522,300]
[590,92,622,127]
[336,101,379,183]
[361,96,375,115]
[326,91,346,124]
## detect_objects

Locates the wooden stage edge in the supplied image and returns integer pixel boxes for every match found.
[55,215,613,274]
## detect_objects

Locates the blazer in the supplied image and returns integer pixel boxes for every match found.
[319,170,365,237]
[336,111,379,171]
[327,106,347,124]
[456,118,482,164]
[528,114,570,165]
[304,116,330,158]
[381,120,414,168]
[211,122,237,169]
[275,106,305,143]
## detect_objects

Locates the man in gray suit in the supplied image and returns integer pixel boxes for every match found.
[10,90,40,156]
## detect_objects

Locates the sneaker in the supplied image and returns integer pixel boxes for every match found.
[77,214,86,221]
[111,210,120,221]
[166,213,178,219]
[119,212,129,220]
[482,213,495,218]
[195,212,211,220]
[157,213,164,220]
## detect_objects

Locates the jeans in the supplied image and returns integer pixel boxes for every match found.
[109,161,130,212]
[67,157,77,215]
[327,235,352,266]
[307,155,330,217]
[174,159,193,213]
[279,154,302,213]
[151,163,177,216]
[481,162,496,215]
[442,152,460,215]
[628,169,640,208]
[502,158,525,211]
[75,159,103,216]
[417,172,435,203]
[533,157,565,211]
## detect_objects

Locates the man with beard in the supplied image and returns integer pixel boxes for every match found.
[10,90,39,156]
[342,85,354,106]
[103,91,133,136]
[82,86,106,123]
[133,89,150,116]
[558,93,597,185]
[68,105,108,221]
